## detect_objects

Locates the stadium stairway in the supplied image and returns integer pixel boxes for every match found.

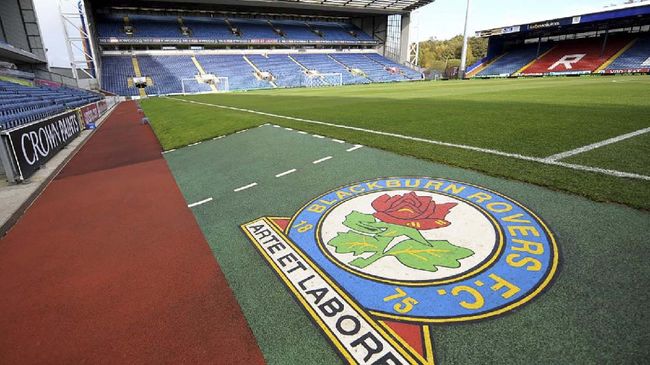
[130,57,147,97]
[190,56,218,92]
[467,53,508,77]
[603,37,650,72]
[595,38,639,72]
[243,56,278,88]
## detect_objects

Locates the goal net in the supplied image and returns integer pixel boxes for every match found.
[181,76,229,95]
[302,72,343,88]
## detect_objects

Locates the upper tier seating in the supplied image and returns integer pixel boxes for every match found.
[606,37,650,71]
[476,43,553,77]
[100,53,421,95]
[0,81,103,130]
[96,14,375,44]
[522,36,632,75]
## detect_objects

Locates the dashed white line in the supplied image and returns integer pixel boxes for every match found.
[285,127,294,131]
[313,156,333,164]
[275,169,297,178]
[188,197,213,208]
[235,129,249,134]
[212,136,224,140]
[272,124,281,128]
[234,182,258,192]
[346,145,364,152]
[313,134,325,139]
[332,139,345,144]
[162,148,176,154]
[297,131,308,135]
[188,142,201,147]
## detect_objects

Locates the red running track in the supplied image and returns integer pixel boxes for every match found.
[0,101,265,364]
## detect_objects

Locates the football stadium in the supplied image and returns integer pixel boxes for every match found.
[0,0,648,364]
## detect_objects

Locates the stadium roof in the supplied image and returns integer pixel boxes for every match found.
[238,0,436,12]
[477,3,650,38]
[101,0,435,14]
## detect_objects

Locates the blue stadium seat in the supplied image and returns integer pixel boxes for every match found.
[476,43,553,77]
[606,37,650,71]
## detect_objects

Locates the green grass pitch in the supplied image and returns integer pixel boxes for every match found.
[141,76,650,210]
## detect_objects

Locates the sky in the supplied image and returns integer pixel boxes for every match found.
[412,0,637,41]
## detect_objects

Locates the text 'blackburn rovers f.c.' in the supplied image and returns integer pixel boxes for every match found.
[242,177,559,364]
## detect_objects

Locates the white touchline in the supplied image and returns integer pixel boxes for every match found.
[545,126,650,161]
[167,97,650,181]
[332,139,345,144]
[347,145,364,152]
[234,183,258,192]
[188,197,213,208]
[313,156,333,164]
[275,169,297,177]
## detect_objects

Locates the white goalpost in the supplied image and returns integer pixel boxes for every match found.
[181,76,230,95]
[302,72,343,88]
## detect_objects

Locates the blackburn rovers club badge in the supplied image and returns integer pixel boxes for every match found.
[242,177,558,364]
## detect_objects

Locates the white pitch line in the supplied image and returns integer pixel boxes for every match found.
[212,135,224,140]
[285,127,294,131]
[166,97,650,181]
[332,139,345,144]
[234,182,258,192]
[188,197,213,208]
[347,145,364,152]
[297,131,308,135]
[545,126,650,161]
[313,156,333,164]
[275,169,297,178]
[313,134,325,139]
[272,125,281,128]
[188,141,201,147]
[162,148,176,154]
[235,129,249,134]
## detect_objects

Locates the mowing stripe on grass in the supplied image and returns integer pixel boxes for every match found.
[545,126,650,161]
[166,97,650,181]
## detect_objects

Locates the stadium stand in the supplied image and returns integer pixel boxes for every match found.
[100,52,421,95]
[522,37,633,75]
[195,55,272,91]
[332,54,406,82]
[138,56,212,95]
[292,54,370,85]
[476,44,553,77]
[246,54,305,88]
[0,81,103,130]
[95,14,377,44]
[605,37,650,72]
[101,56,139,96]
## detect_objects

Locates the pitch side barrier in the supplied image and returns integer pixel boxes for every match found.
[0,97,118,183]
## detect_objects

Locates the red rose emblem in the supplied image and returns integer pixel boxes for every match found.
[371,192,457,230]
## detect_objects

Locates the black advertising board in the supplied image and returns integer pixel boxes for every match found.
[2,110,82,180]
